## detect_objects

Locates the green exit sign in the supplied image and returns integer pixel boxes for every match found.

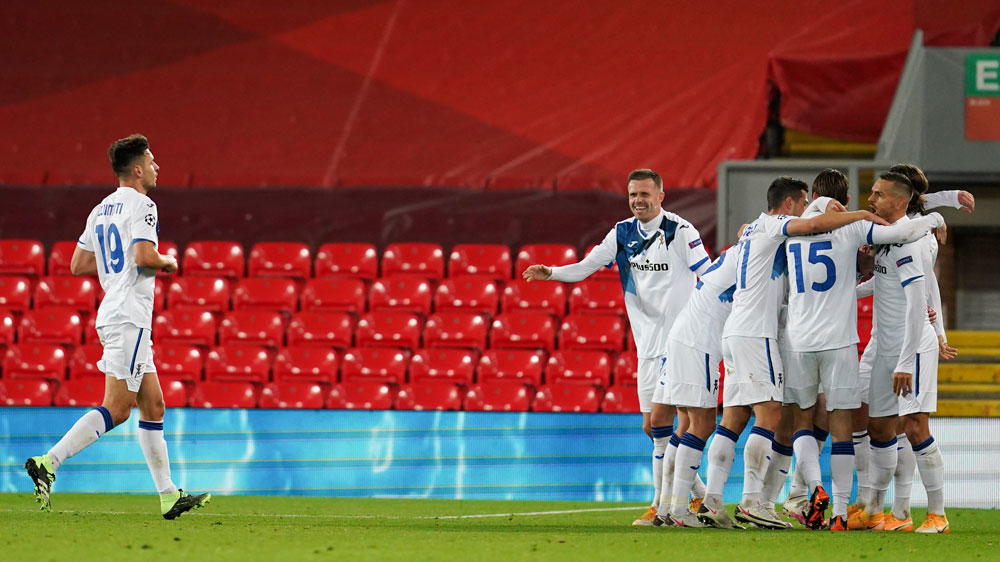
[966,53,1000,97]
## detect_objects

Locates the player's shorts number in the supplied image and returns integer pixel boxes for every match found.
[789,240,836,293]
[96,223,124,274]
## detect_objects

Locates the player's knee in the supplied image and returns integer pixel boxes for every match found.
[106,405,131,427]
[140,398,165,421]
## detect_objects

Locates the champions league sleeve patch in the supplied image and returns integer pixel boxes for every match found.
[144,213,156,226]
[688,238,702,249]
[896,256,913,267]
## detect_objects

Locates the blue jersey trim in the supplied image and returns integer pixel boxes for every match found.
[781,220,790,236]
[900,274,923,287]
[765,338,775,385]
[866,223,875,245]
[129,328,144,375]
[689,256,709,272]
[133,238,155,245]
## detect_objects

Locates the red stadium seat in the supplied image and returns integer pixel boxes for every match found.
[340,348,409,384]
[409,348,477,385]
[157,241,181,277]
[182,241,245,278]
[858,316,873,349]
[0,239,45,277]
[568,280,625,316]
[18,307,83,346]
[233,278,299,315]
[34,276,98,314]
[67,344,104,380]
[0,311,15,350]
[355,312,423,349]
[167,277,231,313]
[559,314,625,353]
[286,312,354,349]
[396,382,463,411]
[423,312,489,351]
[2,344,67,380]
[601,385,640,413]
[154,308,217,347]
[248,242,311,280]
[1,379,55,406]
[152,343,204,383]
[545,350,612,387]
[381,243,445,280]
[501,279,566,316]
[153,280,166,313]
[613,351,639,387]
[464,381,532,412]
[189,381,258,408]
[54,379,104,407]
[315,243,378,280]
[533,384,602,413]
[368,277,433,315]
[490,312,557,351]
[273,347,339,384]
[858,295,874,318]
[0,276,32,314]
[300,278,367,315]
[434,276,498,315]
[514,244,577,276]
[476,350,545,386]
[448,244,512,281]
[47,241,78,276]
[259,382,326,409]
[626,328,636,351]
[161,379,188,408]
[582,244,619,281]
[205,346,272,383]
[219,311,284,348]
[83,314,99,345]
[326,381,395,410]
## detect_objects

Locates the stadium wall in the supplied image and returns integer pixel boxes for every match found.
[1,408,997,508]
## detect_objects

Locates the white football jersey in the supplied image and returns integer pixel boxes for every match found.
[722,213,794,340]
[871,220,937,357]
[549,209,710,358]
[669,245,737,356]
[78,187,159,329]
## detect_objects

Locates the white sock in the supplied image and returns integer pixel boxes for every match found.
[867,436,898,515]
[741,426,774,506]
[788,459,808,499]
[761,441,793,509]
[830,441,855,518]
[792,429,822,493]
[48,407,113,470]
[691,473,706,499]
[705,425,739,502]
[853,430,870,508]
[138,420,177,495]
[913,436,946,516]
[670,433,707,515]
[891,434,915,520]
[651,425,671,508]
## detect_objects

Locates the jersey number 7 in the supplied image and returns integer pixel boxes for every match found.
[95,223,125,274]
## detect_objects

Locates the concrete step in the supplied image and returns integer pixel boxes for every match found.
[948,331,1000,348]
[938,363,1000,383]
[935,399,1000,417]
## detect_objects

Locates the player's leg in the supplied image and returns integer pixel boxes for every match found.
[633,356,659,525]
[905,350,947,533]
[887,415,915,530]
[851,342,875,515]
[850,354,899,530]
[822,346,861,531]
[649,399,676,524]
[698,404,749,529]
[760,406,793,515]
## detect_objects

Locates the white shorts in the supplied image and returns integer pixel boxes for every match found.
[858,339,876,404]
[722,335,784,407]
[96,323,155,392]
[899,351,939,416]
[783,345,860,411]
[637,355,667,413]
[657,338,719,409]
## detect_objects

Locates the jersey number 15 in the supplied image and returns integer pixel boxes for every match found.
[95,223,124,274]
[788,240,836,293]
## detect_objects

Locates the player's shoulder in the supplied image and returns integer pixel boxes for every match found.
[661,210,694,228]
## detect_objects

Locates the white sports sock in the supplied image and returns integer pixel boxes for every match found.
[761,441,792,509]
[650,425,671,508]
[853,430,871,508]
[705,425,739,502]
[830,441,855,518]
[913,436,945,515]
[47,407,113,470]
[691,473,706,499]
[891,434,915,520]
[792,429,822,493]
[658,434,680,514]
[670,434,707,516]
[138,420,177,495]
[788,459,808,499]
[741,426,774,506]
[867,436,898,515]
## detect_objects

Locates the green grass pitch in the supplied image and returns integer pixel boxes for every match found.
[1,494,996,561]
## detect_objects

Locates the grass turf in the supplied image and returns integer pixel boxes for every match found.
[1,494,996,561]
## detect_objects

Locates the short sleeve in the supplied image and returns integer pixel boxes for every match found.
[131,198,159,245]
[891,246,924,288]
[680,224,711,273]
[764,214,795,239]
[77,210,95,252]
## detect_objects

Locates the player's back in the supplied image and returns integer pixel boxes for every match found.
[724,213,792,340]
[670,245,737,356]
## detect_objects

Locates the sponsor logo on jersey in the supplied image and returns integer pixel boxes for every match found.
[896,256,913,267]
[630,262,670,272]
[874,263,888,274]
[688,238,702,249]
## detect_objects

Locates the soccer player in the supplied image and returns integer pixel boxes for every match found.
[522,168,711,526]
[24,134,211,519]
[781,170,943,531]
[698,176,886,530]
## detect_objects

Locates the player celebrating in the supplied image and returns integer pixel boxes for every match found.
[25,134,211,519]
[522,168,711,526]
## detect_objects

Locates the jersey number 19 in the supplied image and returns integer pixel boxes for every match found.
[95,223,124,274]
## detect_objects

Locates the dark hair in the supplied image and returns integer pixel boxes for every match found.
[889,163,928,215]
[812,168,848,205]
[627,169,662,191]
[108,134,149,178]
[766,176,808,211]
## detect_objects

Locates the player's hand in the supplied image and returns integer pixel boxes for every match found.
[860,211,890,226]
[825,199,847,213]
[522,264,552,282]
[857,246,875,276]
[958,190,975,213]
[934,224,947,245]
[938,336,958,360]
[927,305,937,325]
[892,372,912,396]
[161,254,178,274]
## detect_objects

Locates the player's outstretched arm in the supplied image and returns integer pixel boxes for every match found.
[135,241,178,273]
[69,246,98,276]
[924,190,975,214]
[785,210,888,236]
[522,265,552,282]
[868,212,944,245]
